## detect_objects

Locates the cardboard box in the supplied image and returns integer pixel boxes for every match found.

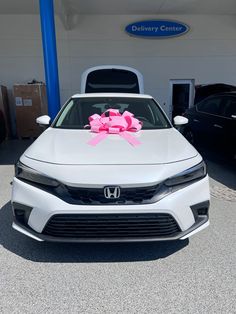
[0,85,11,138]
[14,84,48,138]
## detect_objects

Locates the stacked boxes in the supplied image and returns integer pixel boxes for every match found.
[14,84,48,138]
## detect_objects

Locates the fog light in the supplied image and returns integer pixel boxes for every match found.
[191,201,210,221]
[12,203,33,226]
[197,207,209,216]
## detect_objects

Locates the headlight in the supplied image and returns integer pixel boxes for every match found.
[165,161,207,187]
[15,161,59,187]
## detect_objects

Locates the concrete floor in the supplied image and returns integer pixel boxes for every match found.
[0,140,235,314]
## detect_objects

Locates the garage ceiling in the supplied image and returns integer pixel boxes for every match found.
[0,0,236,15]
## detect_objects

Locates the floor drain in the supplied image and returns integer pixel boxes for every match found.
[210,185,236,202]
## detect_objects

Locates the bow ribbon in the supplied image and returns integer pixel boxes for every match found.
[86,109,142,147]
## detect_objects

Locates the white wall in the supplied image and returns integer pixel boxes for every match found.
[0,14,236,114]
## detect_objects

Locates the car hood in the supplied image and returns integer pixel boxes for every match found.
[24,127,198,165]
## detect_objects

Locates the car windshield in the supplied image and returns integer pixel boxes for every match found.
[53,97,171,130]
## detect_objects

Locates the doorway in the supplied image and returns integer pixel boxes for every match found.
[169,79,195,119]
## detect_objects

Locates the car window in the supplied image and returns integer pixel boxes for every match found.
[220,97,236,118]
[197,97,223,115]
[54,97,171,130]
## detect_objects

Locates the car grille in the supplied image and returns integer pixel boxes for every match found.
[42,213,181,239]
[64,184,161,205]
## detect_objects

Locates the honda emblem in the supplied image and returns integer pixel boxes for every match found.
[104,186,121,199]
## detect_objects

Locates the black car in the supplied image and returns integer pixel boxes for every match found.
[183,92,236,155]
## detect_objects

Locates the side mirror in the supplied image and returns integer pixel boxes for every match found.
[173,116,189,126]
[36,115,51,127]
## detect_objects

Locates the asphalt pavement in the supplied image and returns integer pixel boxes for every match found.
[0,140,235,314]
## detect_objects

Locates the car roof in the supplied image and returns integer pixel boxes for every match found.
[207,91,236,97]
[71,93,153,99]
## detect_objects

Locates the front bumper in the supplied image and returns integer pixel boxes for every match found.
[12,215,209,242]
[11,176,210,242]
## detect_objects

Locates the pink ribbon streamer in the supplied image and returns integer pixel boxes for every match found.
[86,109,142,147]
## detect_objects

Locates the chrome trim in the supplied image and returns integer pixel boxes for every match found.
[104,186,121,199]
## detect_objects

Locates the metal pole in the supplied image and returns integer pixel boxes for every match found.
[39,0,61,119]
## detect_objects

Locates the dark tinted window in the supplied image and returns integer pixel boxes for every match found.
[85,69,139,93]
[220,97,236,117]
[197,97,222,115]
[54,97,171,130]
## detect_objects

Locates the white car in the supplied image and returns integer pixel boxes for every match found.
[11,93,210,242]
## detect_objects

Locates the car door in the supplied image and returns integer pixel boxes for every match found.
[192,95,223,137]
[218,96,236,147]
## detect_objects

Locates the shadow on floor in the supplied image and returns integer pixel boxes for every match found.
[0,201,189,263]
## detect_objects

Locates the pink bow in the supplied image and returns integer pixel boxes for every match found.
[86,109,142,147]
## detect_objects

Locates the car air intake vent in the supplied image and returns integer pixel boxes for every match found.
[64,184,161,205]
[43,213,181,239]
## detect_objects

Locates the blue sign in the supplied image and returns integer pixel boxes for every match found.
[125,20,189,38]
